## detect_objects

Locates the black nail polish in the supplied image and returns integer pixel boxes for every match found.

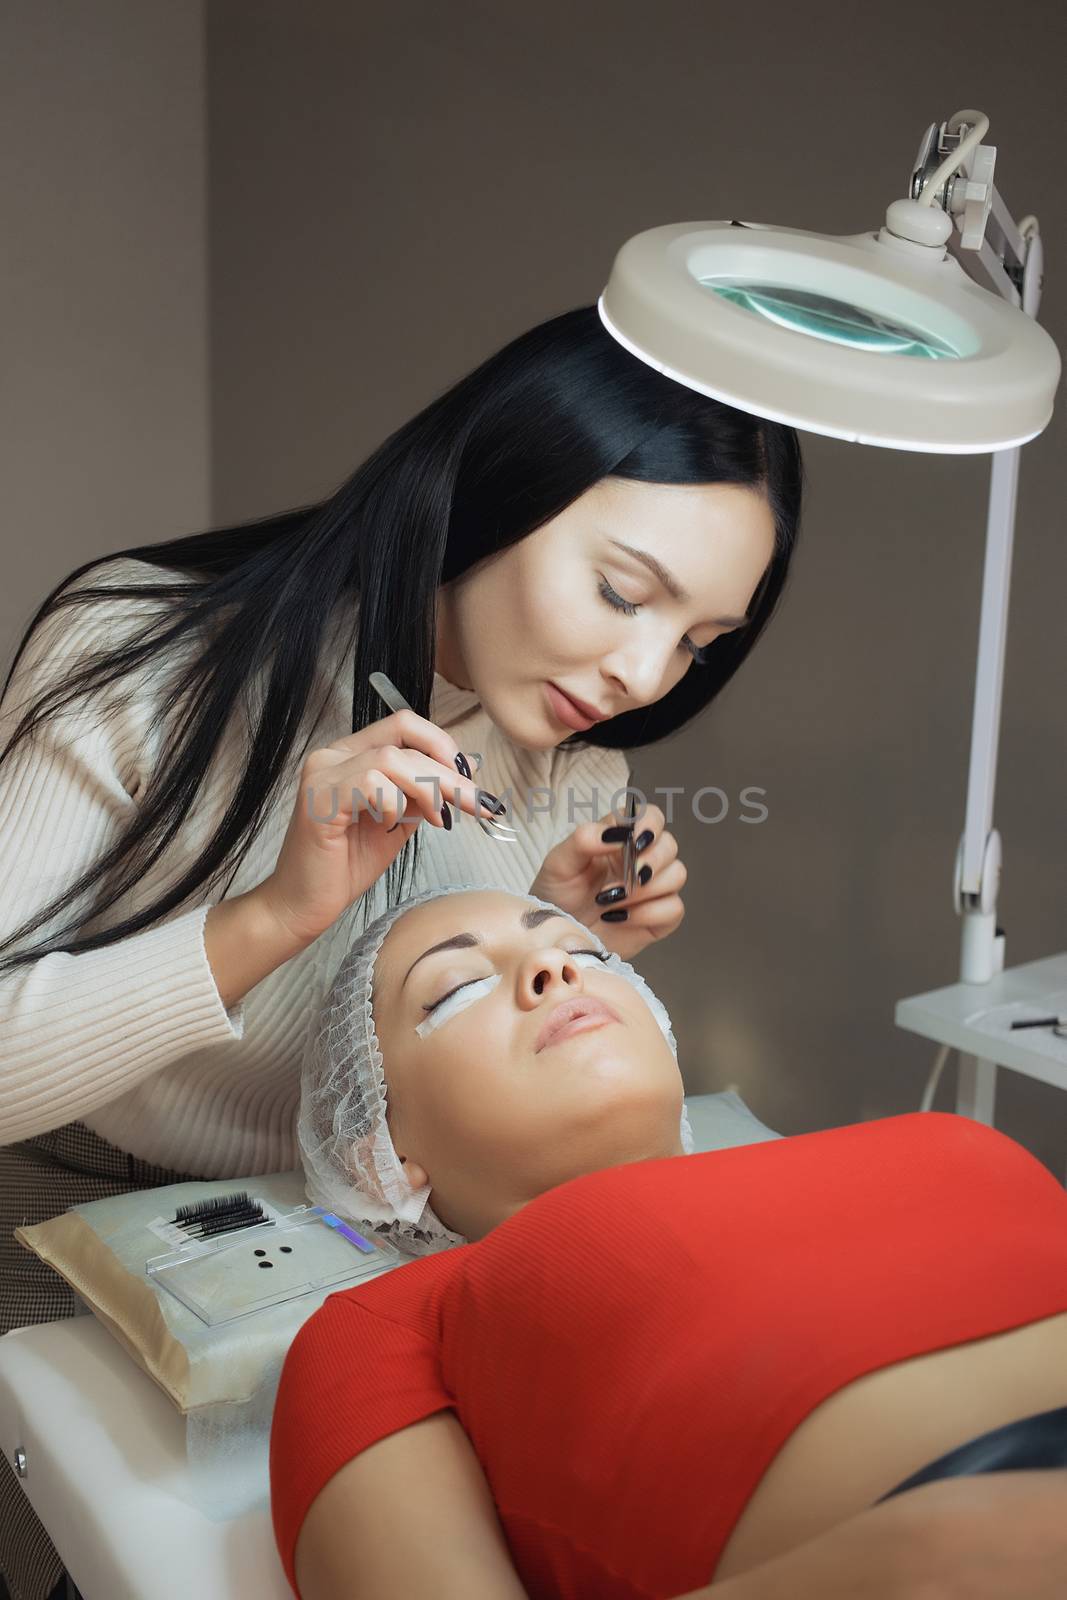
[635,829,654,853]
[595,884,627,906]
[454,752,472,780]
[439,802,453,830]
[479,790,507,816]
[638,864,652,886]
[601,908,628,923]
[602,823,634,844]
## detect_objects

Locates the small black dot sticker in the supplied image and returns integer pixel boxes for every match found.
[254,1249,266,1257]
[280,1245,292,1254]
[258,1260,273,1269]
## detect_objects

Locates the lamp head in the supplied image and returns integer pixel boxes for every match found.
[598,114,1060,453]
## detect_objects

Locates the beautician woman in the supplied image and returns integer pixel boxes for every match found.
[0,304,800,1600]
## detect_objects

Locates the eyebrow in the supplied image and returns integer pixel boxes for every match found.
[401,907,576,987]
[606,538,750,628]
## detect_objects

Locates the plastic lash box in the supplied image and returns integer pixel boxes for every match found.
[146,1206,400,1326]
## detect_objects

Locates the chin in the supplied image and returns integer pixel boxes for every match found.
[487,686,561,754]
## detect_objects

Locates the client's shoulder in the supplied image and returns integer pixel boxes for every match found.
[288,1243,467,1354]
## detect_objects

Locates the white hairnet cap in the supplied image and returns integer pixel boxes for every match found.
[297,880,694,1257]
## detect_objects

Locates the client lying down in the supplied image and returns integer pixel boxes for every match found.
[270,883,1067,1600]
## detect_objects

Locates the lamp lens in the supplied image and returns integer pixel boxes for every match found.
[702,280,961,359]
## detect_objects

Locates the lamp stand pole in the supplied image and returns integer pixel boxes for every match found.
[942,152,1045,1122]
[951,446,1021,1122]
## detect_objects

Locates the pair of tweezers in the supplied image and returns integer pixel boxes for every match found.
[368,671,518,844]
[1010,1014,1067,1035]
[621,773,638,897]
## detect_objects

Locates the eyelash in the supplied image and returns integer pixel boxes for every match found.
[597,578,713,665]
[423,949,611,1014]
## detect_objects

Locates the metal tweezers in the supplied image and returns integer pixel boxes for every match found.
[621,775,638,898]
[368,671,518,844]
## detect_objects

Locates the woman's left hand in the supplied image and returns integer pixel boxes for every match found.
[528,801,687,960]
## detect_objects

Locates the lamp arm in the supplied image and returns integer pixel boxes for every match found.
[910,109,1045,316]
[915,109,990,209]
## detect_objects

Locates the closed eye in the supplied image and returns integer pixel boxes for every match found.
[597,577,717,666]
[423,948,611,1013]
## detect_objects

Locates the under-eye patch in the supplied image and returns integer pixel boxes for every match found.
[415,972,503,1037]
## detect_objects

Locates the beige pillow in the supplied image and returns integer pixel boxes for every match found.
[16,1169,381,1414]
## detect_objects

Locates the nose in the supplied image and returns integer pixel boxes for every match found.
[602,635,678,705]
[518,946,586,1005]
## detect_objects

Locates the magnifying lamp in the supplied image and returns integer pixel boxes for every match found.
[599,110,1059,451]
[599,110,1064,1131]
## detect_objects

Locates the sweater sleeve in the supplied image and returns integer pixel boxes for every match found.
[0,573,245,1145]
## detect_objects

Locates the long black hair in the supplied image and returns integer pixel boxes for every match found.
[0,305,803,976]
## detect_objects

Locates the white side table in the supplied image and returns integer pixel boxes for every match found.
[896,950,1067,1159]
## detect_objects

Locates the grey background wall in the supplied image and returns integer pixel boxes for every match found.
[4,1,1066,1166]
[0,0,210,640]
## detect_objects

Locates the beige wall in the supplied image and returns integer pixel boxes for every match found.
[204,1,1067,1168]
[4,2,1066,1170]
[0,0,209,645]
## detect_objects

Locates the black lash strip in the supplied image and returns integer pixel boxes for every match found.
[172,1191,271,1238]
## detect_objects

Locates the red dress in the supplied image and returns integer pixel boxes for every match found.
[270,1112,1067,1598]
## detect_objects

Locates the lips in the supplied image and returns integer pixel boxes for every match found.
[549,683,608,724]
[535,995,620,1053]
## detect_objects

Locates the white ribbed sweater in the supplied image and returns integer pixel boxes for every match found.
[0,560,629,1176]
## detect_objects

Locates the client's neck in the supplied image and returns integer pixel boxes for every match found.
[442,1136,688,1243]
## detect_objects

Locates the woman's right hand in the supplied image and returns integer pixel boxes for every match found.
[254,710,503,950]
